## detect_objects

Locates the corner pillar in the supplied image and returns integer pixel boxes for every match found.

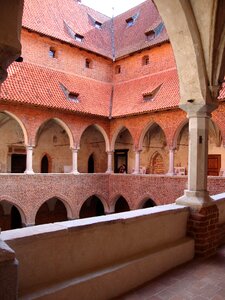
[176,102,219,257]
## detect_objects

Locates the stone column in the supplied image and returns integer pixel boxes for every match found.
[133,150,141,174]
[106,151,114,174]
[176,104,219,257]
[24,146,34,174]
[176,108,213,207]
[71,148,79,174]
[167,148,175,175]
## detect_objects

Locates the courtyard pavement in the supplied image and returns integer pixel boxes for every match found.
[117,245,225,300]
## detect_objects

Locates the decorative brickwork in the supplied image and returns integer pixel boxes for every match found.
[187,205,219,257]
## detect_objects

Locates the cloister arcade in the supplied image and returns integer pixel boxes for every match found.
[0,110,224,177]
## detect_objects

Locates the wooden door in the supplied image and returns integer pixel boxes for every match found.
[208,154,221,176]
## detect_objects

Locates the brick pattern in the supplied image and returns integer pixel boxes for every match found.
[187,205,219,257]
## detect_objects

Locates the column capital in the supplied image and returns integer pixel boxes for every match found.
[179,102,218,118]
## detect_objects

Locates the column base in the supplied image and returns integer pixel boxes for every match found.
[24,170,34,175]
[166,172,175,176]
[105,170,114,174]
[176,190,214,210]
[71,171,80,175]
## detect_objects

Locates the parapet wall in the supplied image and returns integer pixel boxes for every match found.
[1,204,194,300]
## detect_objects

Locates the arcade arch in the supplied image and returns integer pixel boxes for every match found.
[140,123,168,174]
[34,119,72,173]
[0,200,25,230]
[79,195,105,218]
[35,197,68,225]
[79,125,108,173]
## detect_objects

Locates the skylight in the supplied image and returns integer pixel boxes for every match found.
[95,21,102,29]
[64,21,84,42]
[74,33,84,42]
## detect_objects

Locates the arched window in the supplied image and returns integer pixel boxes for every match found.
[142,55,149,66]
[11,206,22,229]
[85,58,92,68]
[142,198,156,208]
[115,65,121,74]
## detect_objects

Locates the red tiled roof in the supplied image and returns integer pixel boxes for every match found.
[22,0,113,58]
[113,0,168,59]
[0,62,112,117]
[22,0,168,59]
[112,68,180,117]
[218,82,225,100]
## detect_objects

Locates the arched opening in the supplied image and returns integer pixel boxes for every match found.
[88,153,94,173]
[175,123,188,175]
[114,127,133,173]
[142,198,156,208]
[79,125,107,173]
[114,196,130,213]
[0,201,23,230]
[35,119,71,173]
[79,195,105,219]
[41,154,50,173]
[0,112,26,173]
[35,198,68,225]
[11,206,22,229]
[141,124,167,174]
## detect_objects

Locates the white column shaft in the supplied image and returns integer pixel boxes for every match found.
[71,149,79,174]
[24,146,34,174]
[167,149,175,175]
[133,151,141,174]
[106,151,113,174]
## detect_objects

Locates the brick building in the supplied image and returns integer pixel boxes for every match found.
[0,0,224,229]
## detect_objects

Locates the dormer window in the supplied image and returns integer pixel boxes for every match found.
[60,83,80,103]
[115,65,121,74]
[143,84,162,102]
[75,33,84,42]
[95,21,102,29]
[85,58,92,69]
[145,30,155,41]
[68,92,79,103]
[126,12,139,28]
[145,22,165,41]
[142,55,149,66]
[49,47,56,58]
[126,17,134,27]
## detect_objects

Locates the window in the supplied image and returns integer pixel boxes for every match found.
[126,12,139,27]
[95,21,102,29]
[68,92,79,103]
[143,84,162,102]
[85,58,92,69]
[126,17,134,27]
[145,30,155,41]
[49,47,56,58]
[145,22,165,42]
[142,55,149,66]
[115,65,121,74]
[74,33,84,42]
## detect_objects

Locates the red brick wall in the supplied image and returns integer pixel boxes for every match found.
[113,43,176,83]
[21,30,113,83]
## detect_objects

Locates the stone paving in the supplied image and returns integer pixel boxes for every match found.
[117,245,225,300]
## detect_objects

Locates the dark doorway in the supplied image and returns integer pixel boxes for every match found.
[11,154,26,173]
[115,196,130,213]
[114,149,128,173]
[41,155,49,173]
[88,154,94,173]
[208,154,221,176]
[79,196,105,218]
[11,206,22,229]
[142,198,156,208]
